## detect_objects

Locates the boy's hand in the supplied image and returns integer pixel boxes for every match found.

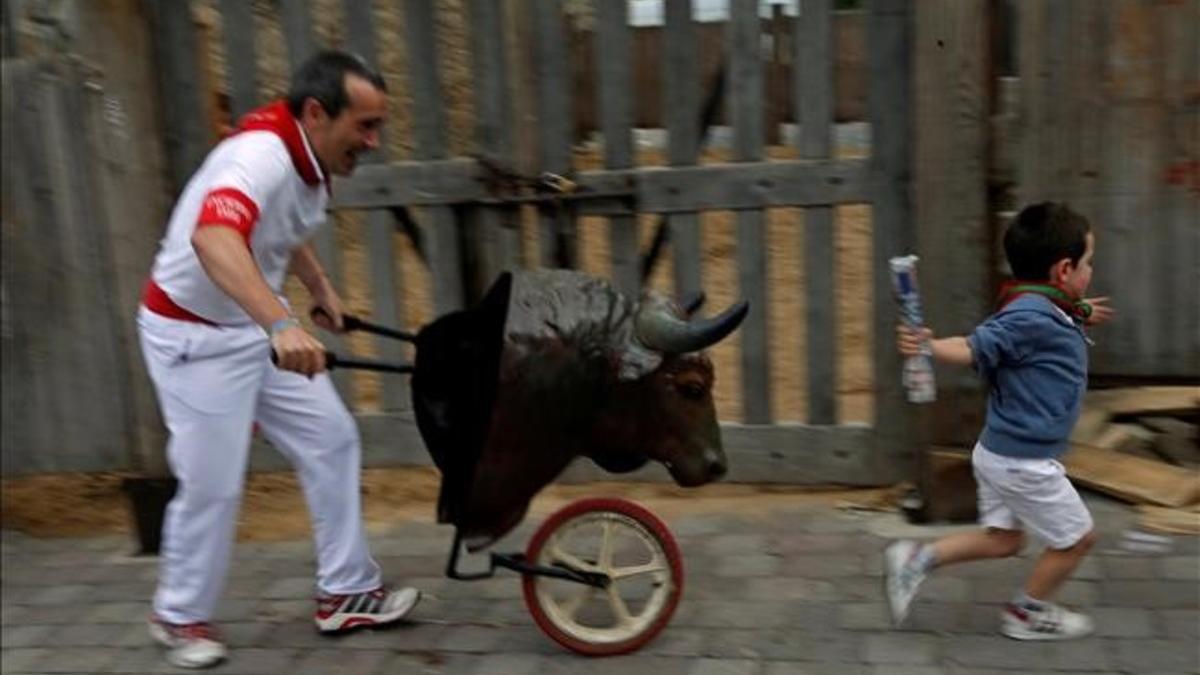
[1085,296,1114,325]
[896,324,933,357]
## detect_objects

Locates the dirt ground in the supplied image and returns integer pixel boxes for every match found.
[0,468,899,542]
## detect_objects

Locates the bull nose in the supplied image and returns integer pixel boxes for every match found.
[705,451,727,479]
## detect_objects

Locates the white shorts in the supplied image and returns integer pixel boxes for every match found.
[972,442,1094,549]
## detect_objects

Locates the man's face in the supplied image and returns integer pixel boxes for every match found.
[302,74,387,176]
[1060,231,1095,298]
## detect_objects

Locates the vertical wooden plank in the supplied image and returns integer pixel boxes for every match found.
[796,0,836,425]
[404,0,464,313]
[218,0,258,118]
[1162,0,1200,373]
[729,0,770,424]
[148,0,211,194]
[596,0,638,298]
[278,0,348,394]
[913,0,990,447]
[466,0,518,297]
[279,0,316,67]
[664,0,702,301]
[343,0,408,410]
[533,0,574,268]
[869,0,915,481]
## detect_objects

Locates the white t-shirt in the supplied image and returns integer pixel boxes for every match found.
[148,105,328,325]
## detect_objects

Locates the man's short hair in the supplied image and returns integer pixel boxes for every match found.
[1003,202,1092,281]
[286,50,387,118]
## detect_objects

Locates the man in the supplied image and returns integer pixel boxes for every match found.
[138,51,419,669]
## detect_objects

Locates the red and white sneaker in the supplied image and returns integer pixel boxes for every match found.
[148,616,227,669]
[314,586,421,634]
[1002,601,1094,641]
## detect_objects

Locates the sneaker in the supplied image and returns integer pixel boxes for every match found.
[148,616,227,669]
[314,586,421,634]
[1002,601,1094,640]
[883,540,927,626]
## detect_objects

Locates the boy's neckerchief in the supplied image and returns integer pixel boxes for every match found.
[997,281,1093,323]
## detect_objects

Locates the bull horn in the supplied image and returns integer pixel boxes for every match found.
[636,297,749,353]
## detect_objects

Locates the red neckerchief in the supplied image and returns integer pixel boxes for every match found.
[996,280,1092,323]
[234,100,325,187]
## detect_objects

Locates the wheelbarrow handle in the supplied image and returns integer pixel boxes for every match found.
[310,308,417,342]
[270,348,414,374]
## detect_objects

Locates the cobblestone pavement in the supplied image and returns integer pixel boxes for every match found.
[2,493,1197,674]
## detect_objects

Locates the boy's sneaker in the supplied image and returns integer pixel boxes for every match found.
[883,540,927,626]
[1002,601,1094,640]
[315,585,421,634]
[148,616,227,669]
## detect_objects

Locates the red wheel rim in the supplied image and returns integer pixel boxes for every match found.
[521,497,684,656]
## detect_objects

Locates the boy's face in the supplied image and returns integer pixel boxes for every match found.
[1054,232,1095,297]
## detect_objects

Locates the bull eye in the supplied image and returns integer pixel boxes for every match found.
[678,382,706,400]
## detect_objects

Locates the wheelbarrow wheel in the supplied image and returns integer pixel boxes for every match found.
[521,497,683,656]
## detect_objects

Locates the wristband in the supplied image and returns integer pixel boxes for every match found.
[269,316,301,337]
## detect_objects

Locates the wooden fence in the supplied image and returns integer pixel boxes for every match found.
[135,0,914,484]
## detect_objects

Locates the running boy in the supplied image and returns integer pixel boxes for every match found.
[885,202,1114,640]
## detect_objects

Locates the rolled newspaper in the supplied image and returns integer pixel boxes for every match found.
[889,255,937,403]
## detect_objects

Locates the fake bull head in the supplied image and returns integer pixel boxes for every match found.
[412,270,748,550]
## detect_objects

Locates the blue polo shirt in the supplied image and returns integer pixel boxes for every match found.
[968,294,1090,459]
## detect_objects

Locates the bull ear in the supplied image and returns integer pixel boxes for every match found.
[636,297,749,353]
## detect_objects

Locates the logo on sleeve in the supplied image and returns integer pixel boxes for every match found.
[197,187,259,241]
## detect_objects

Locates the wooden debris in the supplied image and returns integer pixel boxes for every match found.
[1137,504,1200,535]
[1062,440,1200,508]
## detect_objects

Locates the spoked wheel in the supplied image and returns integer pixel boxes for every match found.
[521,498,684,656]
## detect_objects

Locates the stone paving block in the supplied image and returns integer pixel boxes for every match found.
[703,534,769,556]
[539,654,692,675]
[1159,556,1200,582]
[1044,638,1116,671]
[799,515,868,535]
[971,579,1098,605]
[214,648,301,674]
[943,635,1051,670]
[687,657,762,675]
[458,652,539,675]
[714,553,782,578]
[642,628,708,657]
[771,534,868,556]
[90,646,177,673]
[262,576,316,599]
[371,536,453,557]
[435,624,509,653]
[763,663,869,675]
[708,629,861,662]
[290,648,391,675]
[1,648,51,673]
[331,620,446,650]
[1099,556,1158,579]
[745,578,839,602]
[828,577,887,602]
[1088,606,1155,638]
[78,582,153,603]
[673,600,792,629]
[905,603,979,633]
[1,624,54,648]
[681,574,751,601]
[870,667,947,675]
[16,604,91,625]
[1112,638,1200,673]
[1103,581,1200,608]
[374,555,449,579]
[81,601,149,624]
[253,599,311,623]
[1156,609,1200,640]
[838,603,891,631]
[3,585,92,606]
[917,577,971,602]
[863,633,939,665]
[785,602,856,632]
[17,646,122,672]
[211,599,263,623]
[50,622,135,647]
[779,555,865,578]
[671,516,730,537]
[375,652,478,675]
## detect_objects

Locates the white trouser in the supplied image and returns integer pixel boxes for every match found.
[138,307,381,624]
